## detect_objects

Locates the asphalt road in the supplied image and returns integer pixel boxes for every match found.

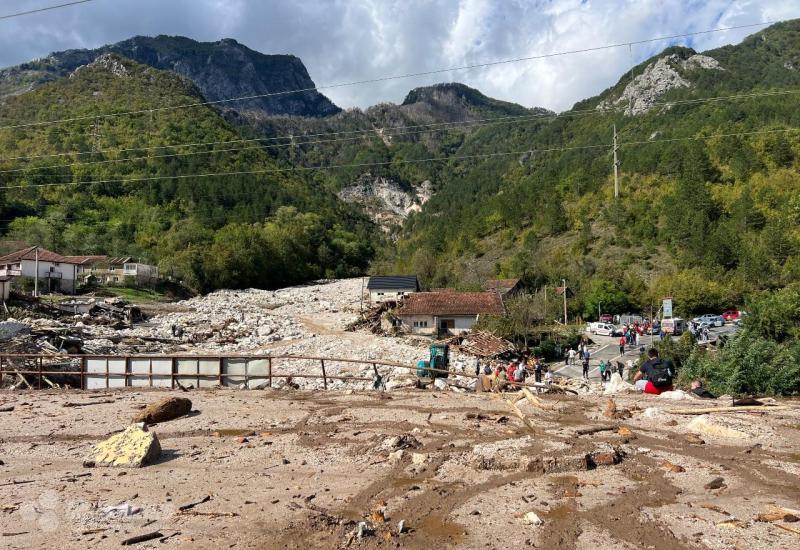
[552,322,740,380]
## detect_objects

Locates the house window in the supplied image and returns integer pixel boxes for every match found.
[413,321,429,328]
[377,292,384,296]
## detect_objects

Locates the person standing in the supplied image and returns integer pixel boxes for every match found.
[581,354,590,380]
[568,347,576,366]
[599,360,606,382]
[618,335,626,356]
[534,358,543,383]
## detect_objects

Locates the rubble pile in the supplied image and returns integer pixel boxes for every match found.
[1,279,478,390]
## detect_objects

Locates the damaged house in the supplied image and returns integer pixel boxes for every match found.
[395,291,505,337]
[366,275,420,304]
[0,246,82,294]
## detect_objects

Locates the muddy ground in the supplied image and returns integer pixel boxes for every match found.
[1,388,799,549]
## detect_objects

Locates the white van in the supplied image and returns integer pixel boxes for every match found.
[661,318,686,336]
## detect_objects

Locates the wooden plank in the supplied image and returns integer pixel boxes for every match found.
[664,405,789,415]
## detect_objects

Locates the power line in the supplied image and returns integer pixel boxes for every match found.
[0,142,612,189]
[1,125,797,191]
[0,19,780,132]
[0,0,96,21]
[2,87,798,174]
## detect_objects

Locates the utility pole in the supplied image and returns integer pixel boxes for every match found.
[562,278,568,325]
[613,124,620,199]
[34,246,39,297]
[91,118,101,154]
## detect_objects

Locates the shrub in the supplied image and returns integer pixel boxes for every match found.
[679,331,800,396]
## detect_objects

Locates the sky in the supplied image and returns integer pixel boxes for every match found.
[0,0,798,112]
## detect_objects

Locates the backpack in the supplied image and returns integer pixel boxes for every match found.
[647,359,673,387]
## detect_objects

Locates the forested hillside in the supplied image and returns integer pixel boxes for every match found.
[0,20,799,308]
[250,20,800,317]
[0,55,374,291]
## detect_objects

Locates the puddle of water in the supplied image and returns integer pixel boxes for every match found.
[541,505,577,520]
[418,513,464,542]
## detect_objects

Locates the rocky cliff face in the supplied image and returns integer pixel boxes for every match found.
[338,175,433,231]
[598,53,724,115]
[0,35,340,118]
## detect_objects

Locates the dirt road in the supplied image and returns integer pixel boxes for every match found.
[1,388,799,549]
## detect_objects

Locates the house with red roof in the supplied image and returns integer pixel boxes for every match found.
[395,291,505,336]
[0,246,83,294]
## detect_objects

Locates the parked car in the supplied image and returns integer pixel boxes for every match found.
[722,310,744,322]
[692,314,724,327]
[599,313,613,323]
[661,318,687,335]
[592,322,622,336]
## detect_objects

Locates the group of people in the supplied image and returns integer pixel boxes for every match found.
[598,359,624,382]
[688,321,711,342]
[477,356,553,392]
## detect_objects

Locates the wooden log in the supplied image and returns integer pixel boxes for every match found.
[62,399,115,407]
[522,387,553,410]
[774,524,800,535]
[505,398,537,433]
[664,405,789,415]
[120,531,163,545]
[575,425,618,436]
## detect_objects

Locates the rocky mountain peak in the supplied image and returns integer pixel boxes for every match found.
[70,53,130,79]
[598,51,724,116]
[0,35,340,118]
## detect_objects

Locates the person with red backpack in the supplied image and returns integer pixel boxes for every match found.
[633,348,674,395]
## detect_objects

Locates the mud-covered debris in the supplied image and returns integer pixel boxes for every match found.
[588,444,625,468]
[383,434,422,450]
[704,477,726,490]
[757,507,800,523]
[132,396,192,424]
[685,433,705,445]
[617,426,634,438]
[397,520,406,533]
[661,461,686,473]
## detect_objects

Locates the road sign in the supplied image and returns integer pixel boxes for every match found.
[662,297,673,319]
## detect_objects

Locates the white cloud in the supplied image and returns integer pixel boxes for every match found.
[0,0,795,111]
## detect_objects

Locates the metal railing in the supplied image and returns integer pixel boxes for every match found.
[0,352,557,392]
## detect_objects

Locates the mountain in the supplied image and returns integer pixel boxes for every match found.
[1,20,799,310]
[367,20,800,317]
[0,54,373,292]
[243,82,550,231]
[0,35,340,118]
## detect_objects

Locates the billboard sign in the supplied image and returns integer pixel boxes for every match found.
[662,297,673,319]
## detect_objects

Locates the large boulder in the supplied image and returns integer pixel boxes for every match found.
[84,423,161,468]
[133,396,192,424]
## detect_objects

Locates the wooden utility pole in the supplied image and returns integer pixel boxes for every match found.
[613,124,620,199]
[562,278,568,325]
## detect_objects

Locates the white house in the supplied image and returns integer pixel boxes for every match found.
[0,246,81,294]
[366,275,420,304]
[395,291,506,336]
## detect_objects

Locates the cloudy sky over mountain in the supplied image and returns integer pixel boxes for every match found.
[1,0,797,111]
